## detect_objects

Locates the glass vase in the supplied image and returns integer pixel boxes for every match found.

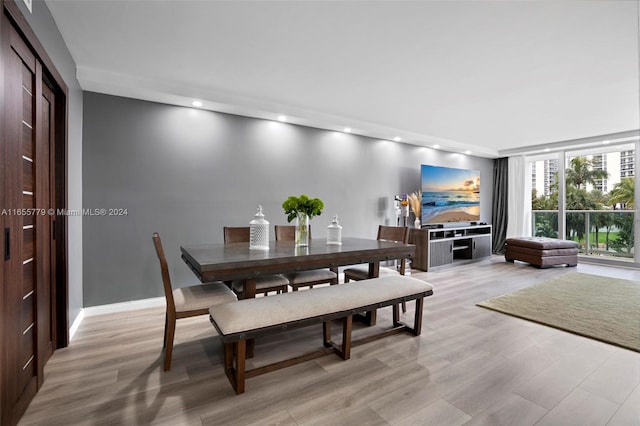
[295,213,310,247]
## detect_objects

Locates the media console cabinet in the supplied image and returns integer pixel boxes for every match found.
[409,224,492,271]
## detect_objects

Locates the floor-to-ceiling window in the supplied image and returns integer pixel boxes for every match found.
[531,156,560,239]
[530,139,637,264]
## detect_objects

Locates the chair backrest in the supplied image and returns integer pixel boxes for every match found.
[152,232,175,313]
[223,226,250,244]
[377,225,409,244]
[274,225,312,241]
[376,225,410,274]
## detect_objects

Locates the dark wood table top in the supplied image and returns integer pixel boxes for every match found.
[181,237,415,283]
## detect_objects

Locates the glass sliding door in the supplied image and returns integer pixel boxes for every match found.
[564,145,635,261]
[531,156,559,239]
[529,142,636,263]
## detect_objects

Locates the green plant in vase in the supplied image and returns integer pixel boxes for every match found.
[282,194,324,246]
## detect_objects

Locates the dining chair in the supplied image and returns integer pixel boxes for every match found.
[343,225,410,310]
[223,226,290,298]
[152,232,237,371]
[274,225,338,291]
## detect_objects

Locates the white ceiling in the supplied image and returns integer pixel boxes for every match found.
[45,0,639,158]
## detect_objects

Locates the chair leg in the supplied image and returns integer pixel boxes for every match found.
[163,313,168,348]
[401,300,407,313]
[164,315,176,371]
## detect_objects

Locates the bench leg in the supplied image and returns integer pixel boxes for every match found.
[412,298,424,336]
[234,341,246,394]
[323,321,332,348]
[392,303,400,327]
[246,339,255,358]
[340,315,352,360]
[365,309,377,326]
[224,341,246,395]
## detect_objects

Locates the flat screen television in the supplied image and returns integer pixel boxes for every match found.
[421,164,480,224]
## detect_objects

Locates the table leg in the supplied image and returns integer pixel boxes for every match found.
[243,278,257,358]
[368,261,380,278]
[243,277,257,299]
[365,261,380,325]
[353,261,380,326]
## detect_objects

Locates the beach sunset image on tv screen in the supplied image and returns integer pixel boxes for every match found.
[421,164,480,224]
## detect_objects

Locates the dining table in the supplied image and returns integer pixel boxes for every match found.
[181,236,415,320]
[182,236,414,284]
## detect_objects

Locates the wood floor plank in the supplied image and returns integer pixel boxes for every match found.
[463,393,547,426]
[513,340,613,410]
[578,349,640,405]
[536,388,620,426]
[391,399,470,426]
[607,383,640,426]
[441,344,555,416]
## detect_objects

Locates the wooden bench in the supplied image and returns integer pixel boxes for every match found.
[209,275,434,394]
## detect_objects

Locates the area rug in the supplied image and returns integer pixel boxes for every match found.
[477,272,640,352]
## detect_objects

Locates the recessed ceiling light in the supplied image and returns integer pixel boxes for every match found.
[544,148,551,152]
[433,144,440,149]
[394,136,401,142]
[192,100,203,107]
[344,127,352,133]
[602,140,610,145]
[277,115,287,122]
[465,150,471,155]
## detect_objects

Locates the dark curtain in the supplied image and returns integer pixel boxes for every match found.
[492,157,508,253]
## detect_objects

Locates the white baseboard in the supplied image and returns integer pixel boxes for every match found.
[69,309,84,341]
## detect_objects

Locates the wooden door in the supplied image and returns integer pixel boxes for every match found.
[1,13,56,425]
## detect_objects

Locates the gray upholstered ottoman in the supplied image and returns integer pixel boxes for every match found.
[505,237,579,268]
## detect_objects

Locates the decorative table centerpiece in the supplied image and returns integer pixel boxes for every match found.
[282,194,324,247]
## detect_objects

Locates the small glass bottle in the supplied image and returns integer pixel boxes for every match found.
[327,214,342,245]
[249,205,269,250]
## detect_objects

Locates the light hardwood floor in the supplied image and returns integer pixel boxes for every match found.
[19,257,640,425]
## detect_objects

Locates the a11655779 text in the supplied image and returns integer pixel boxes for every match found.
[1,208,128,216]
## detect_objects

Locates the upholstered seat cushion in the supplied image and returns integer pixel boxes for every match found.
[231,274,289,293]
[505,237,579,250]
[343,265,400,281]
[506,245,579,257]
[173,281,237,313]
[210,276,434,336]
[282,269,337,285]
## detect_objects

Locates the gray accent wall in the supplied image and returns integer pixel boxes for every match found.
[83,92,494,306]
[15,0,84,327]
